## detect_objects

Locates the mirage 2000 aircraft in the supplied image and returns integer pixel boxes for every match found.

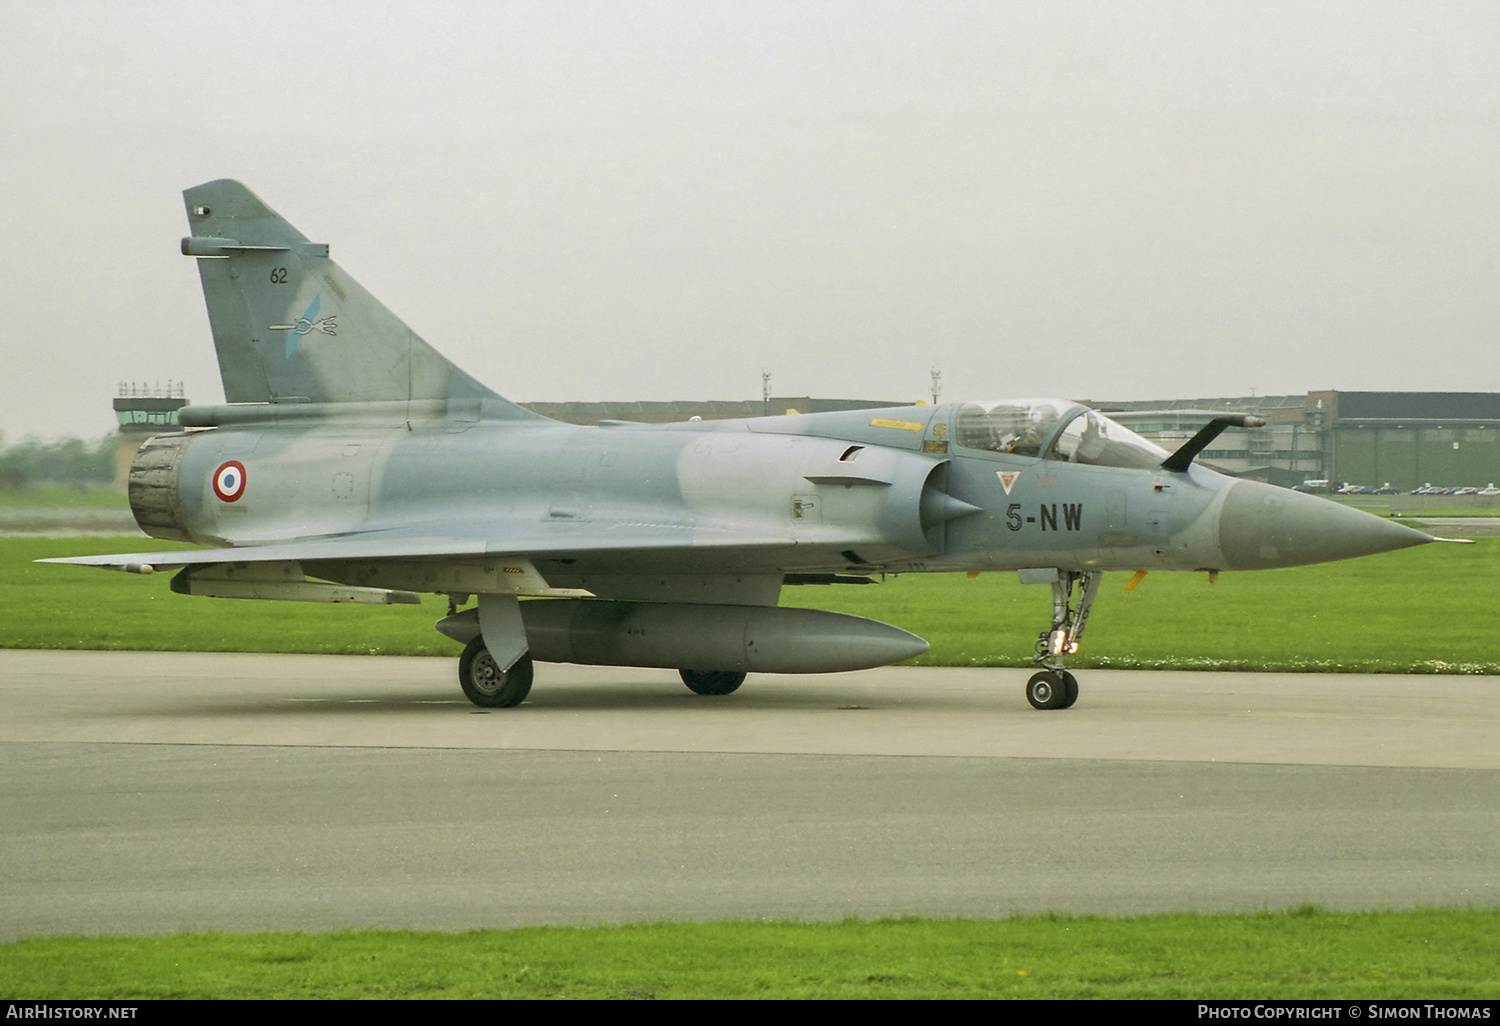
[47,180,1443,710]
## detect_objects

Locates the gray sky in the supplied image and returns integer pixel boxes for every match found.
[3,0,1500,441]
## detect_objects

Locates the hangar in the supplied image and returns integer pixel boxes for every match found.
[1089,391,1500,491]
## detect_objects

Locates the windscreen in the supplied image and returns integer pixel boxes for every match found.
[955,400,1168,470]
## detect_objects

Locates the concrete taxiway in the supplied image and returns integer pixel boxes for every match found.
[1,649,1496,938]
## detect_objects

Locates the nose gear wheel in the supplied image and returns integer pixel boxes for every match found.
[1026,669,1079,710]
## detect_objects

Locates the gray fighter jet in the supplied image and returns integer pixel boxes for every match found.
[47,180,1441,710]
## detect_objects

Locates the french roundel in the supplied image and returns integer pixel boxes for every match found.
[212,461,247,502]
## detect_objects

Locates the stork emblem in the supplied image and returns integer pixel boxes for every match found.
[270,293,338,359]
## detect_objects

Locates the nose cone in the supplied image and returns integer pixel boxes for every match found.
[1217,480,1432,571]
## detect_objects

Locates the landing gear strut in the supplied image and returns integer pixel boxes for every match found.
[1027,570,1100,710]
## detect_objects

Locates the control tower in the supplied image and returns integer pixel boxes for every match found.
[112,381,188,490]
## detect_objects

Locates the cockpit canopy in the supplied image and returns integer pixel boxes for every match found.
[954,399,1168,470]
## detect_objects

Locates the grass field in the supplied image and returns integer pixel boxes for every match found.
[7,535,1498,672]
[1395,509,1500,518]
[0,484,126,509]
[3,909,1497,999]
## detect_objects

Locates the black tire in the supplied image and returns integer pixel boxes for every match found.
[459,638,534,708]
[1058,670,1080,709]
[679,669,746,696]
[1026,670,1069,710]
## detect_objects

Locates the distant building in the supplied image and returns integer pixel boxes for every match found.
[111,386,1500,492]
[530,390,1500,491]
[1086,394,1320,488]
[1304,390,1500,491]
[1089,391,1500,491]
[520,396,901,425]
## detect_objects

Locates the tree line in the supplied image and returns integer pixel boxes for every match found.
[0,434,118,489]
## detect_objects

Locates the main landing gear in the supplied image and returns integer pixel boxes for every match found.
[458,637,534,708]
[1026,570,1100,710]
[454,634,748,706]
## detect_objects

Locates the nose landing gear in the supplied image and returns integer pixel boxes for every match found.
[1025,569,1100,710]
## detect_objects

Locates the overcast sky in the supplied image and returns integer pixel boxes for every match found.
[3,0,1499,441]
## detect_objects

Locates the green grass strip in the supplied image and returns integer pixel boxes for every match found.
[0,485,127,510]
[2,909,1497,999]
[7,536,1499,672]
[9,535,1500,671]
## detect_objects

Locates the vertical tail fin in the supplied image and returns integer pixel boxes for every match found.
[182,180,532,415]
